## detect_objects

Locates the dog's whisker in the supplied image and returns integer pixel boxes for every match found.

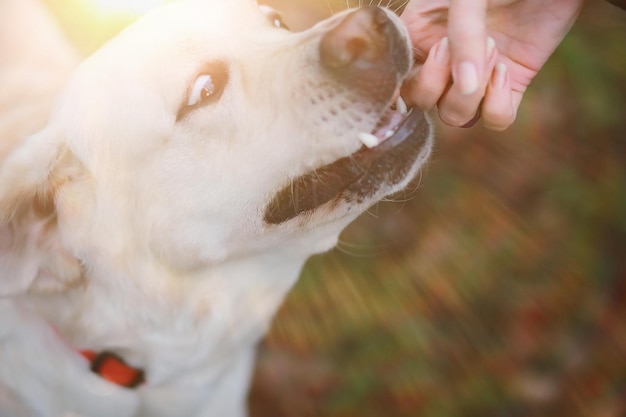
[364,204,380,218]
[336,238,390,257]
[289,178,298,214]
[383,168,425,204]
[380,192,410,205]
[411,46,426,63]
[326,0,336,15]
[346,153,364,174]
[334,243,368,257]
[415,167,425,189]
[335,244,383,258]
[311,168,326,207]
[392,0,410,14]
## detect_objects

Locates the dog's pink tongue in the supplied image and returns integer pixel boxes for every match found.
[358,96,408,149]
[373,111,405,139]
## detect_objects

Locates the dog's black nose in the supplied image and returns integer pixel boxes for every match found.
[319,7,410,101]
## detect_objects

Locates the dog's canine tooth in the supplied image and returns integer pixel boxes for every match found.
[395,96,408,114]
[358,132,380,148]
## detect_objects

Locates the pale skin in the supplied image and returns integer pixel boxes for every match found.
[400,0,586,130]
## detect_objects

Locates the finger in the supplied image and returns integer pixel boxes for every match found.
[403,37,451,111]
[400,1,448,60]
[437,37,497,127]
[447,0,488,96]
[481,63,517,131]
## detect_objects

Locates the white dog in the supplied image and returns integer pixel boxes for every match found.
[0,0,432,415]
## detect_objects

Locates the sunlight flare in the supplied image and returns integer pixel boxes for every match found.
[89,0,163,15]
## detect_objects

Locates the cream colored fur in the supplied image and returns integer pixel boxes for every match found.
[0,0,432,415]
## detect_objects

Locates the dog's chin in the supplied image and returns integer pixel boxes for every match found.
[263,106,431,225]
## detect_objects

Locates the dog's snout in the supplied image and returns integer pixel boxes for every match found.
[319,7,410,100]
[320,7,390,69]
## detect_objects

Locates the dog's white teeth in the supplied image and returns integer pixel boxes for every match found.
[358,132,381,148]
[385,129,395,139]
[395,96,408,114]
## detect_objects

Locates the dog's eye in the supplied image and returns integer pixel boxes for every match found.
[259,5,289,30]
[178,61,228,120]
[187,75,215,107]
[270,15,289,30]
[187,65,228,108]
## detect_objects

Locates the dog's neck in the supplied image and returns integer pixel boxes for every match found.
[26,238,326,384]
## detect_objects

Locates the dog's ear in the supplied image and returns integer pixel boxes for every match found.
[0,129,84,296]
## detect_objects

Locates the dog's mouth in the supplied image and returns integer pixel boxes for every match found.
[263,97,430,225]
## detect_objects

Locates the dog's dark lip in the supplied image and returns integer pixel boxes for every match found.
[263,108,429,225]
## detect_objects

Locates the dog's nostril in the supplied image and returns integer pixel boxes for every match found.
[319,7,392,70]
[345,37,368,62]
[320,30,369,69]
[319,6,407,102]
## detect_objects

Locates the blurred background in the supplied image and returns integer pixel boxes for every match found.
[42,0,626,416]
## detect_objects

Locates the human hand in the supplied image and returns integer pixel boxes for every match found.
[400,0,585,130]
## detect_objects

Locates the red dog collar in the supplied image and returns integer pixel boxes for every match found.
[80,350,145,388]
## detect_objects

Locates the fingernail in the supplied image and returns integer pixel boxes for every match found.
[493,62,507,89]
[435,37,449,65]
[487,36,496,57]
[456,61,479,95]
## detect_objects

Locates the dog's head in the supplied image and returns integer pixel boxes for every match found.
[0,0,432,293]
